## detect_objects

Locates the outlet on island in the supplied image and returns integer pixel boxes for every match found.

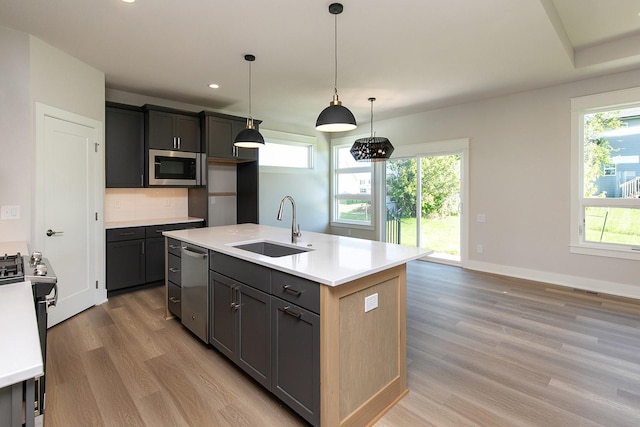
[364,293,378,312]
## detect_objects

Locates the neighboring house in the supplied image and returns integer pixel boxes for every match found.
[595,115,640,198]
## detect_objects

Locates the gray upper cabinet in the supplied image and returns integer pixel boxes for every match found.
[106,103,144,188]
[202,112,258,162]
[145,106,201,152]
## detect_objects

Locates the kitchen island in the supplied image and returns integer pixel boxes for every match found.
[163,224,430,427]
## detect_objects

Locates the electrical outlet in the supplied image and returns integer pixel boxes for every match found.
[476,244,483,253]
[476,213,486,222]
[1,205,20,220]
[365,293,378,312]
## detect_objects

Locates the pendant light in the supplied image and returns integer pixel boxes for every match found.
[315,3,357,132]
[234,54,264,148]
[350,98,394,162]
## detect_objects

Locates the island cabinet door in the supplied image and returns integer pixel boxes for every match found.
[270,296,320,427]
[236,284,271,389]
[210,272,237,358]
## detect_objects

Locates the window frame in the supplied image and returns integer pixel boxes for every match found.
[331,144,375,228]
[570,87,640,261]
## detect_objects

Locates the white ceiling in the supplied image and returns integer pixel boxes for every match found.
[2,0,640,131]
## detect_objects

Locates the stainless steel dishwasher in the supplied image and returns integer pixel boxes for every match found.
[181,244,208,342]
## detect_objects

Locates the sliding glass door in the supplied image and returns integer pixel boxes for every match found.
[385,151,464,264]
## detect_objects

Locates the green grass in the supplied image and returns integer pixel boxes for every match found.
[584,207,640,245]
[389,216,460,255]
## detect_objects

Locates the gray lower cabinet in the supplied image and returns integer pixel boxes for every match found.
[270,297,320,426]
[206,250,320,426]
[209,271,271,388]
[106,227,146,291]
[0,379,36,427]
[107,222,203,293]
[167,239,182,318]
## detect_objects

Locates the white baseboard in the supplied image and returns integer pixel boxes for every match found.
[464,260,640,301]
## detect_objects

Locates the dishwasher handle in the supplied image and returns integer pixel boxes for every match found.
[182,247,208,259]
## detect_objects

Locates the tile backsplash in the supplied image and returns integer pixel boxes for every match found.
[105,188,188,222]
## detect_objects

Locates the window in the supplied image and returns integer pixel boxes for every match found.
[571,87,640,260]
[258,130,315,170]
[332,145,374,226]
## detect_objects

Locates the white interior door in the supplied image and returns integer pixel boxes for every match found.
[35,104,104,327]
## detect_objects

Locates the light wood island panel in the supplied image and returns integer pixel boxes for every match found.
[321,265,407,427]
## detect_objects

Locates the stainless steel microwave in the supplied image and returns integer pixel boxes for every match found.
[148,149,205,186]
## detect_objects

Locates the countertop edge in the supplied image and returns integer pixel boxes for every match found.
[105,217,204,229]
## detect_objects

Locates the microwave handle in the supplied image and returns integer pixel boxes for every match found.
[197,153,206,186]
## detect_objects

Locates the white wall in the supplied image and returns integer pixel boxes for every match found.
[258,132,330,233]
[0,27,31,242]
[331,68,640,296]
[0,25,105,248]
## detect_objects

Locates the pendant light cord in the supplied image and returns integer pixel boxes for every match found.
[370,99,374,138]
[334,12,338,97]
[248,59,252,118]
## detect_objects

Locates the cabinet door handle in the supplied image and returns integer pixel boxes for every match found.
[177,137,181,149]
[169,296,181,303]
[282,285,302,296]
[229,285,240,310]
[280,306,302,319]
[141,241,145,254]
[169,244,181,250]
[169,268,180,273]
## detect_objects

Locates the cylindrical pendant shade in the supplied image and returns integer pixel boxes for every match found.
[234,127,264,148]
[315,104,357,132]
[350,136,394,161]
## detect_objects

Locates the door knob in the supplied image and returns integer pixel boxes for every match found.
[46,229,64,237]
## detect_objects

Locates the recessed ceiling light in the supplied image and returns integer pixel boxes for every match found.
[122,0,135,3]
[208,83,220,89]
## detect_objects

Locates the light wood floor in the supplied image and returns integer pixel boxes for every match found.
[45,261,640,426]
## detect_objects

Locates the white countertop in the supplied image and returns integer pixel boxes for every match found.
[0,281,43,388]
[164,224,431,286]
[105,216,204,229]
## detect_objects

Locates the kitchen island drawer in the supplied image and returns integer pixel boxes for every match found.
[210,251,271,293]
[167,238,183,257]
[168,253,181,286]
[167,282,181,318]
[106,227,145,242]
[271,271,320,314]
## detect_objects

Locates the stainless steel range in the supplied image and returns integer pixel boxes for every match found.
[0,251,57,422]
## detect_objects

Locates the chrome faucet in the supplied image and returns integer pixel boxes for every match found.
[277,195,302,243]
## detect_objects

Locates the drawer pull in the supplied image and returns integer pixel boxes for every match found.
[169,296,181,303]
[155,229,166,233]
[280,306,302,319]
[169,244,181,250]
[119,232,135,236]
[282,285,302,296]
[169,268,180,273]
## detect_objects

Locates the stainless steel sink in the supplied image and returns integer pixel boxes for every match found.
[231,241,313,257]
